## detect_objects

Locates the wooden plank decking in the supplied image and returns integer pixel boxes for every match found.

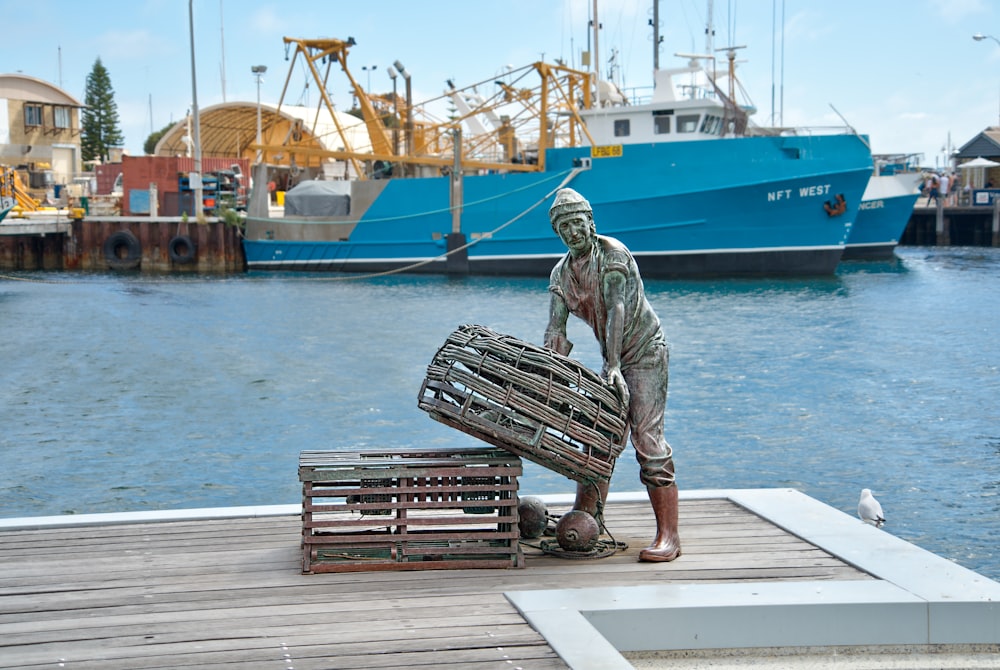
[0,498,872,669]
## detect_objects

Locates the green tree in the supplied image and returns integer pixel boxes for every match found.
[81,58,124,163]
[144,122,175,155]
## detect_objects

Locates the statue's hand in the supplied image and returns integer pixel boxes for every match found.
[544,331,573,356]
[607,366,630,406]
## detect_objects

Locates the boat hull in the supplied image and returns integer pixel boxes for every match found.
[244,134,873,277]
[843,173,921,260]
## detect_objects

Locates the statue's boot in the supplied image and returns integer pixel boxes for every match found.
[573,479,609,526]
[638,484,681,562]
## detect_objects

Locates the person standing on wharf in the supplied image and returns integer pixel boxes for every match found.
[543,187,681,562]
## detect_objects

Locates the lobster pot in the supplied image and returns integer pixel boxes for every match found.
[418,324,628,484]
[300,447,523,573]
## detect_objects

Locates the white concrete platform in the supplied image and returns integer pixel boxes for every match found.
[506,489,1000,669]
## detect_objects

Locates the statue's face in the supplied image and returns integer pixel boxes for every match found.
[554,212,593,257]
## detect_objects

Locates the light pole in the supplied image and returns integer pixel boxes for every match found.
[387,65,399,156]
[393,60,412,177]
[362,64,377,91]
[251,65,267,164]
[973,34,1000,125]
[188,0,204,221]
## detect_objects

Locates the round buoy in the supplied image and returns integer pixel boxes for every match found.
[517,496,548,539]
[555,510,599,552]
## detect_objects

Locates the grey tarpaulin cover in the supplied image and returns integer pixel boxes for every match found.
[283,180,350,217]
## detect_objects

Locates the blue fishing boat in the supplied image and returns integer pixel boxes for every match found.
[843,154,922,260]
[242,37,873,278]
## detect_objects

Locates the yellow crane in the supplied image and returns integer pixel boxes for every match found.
[259,36,596,180]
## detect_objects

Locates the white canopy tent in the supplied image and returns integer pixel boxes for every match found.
[958,156,1000,189]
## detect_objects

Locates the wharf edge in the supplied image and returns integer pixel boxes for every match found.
[1,205,998,274]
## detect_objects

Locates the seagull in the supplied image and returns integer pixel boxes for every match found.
[858,488,885,528]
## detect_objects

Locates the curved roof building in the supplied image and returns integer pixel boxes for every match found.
[153,102,372,172]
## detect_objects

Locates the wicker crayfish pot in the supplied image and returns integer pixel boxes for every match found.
[418,324,628,484]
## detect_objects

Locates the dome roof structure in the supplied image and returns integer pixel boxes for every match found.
[153,102,372,167]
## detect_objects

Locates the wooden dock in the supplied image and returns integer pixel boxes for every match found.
[1,490,998,669]
[903,200,1000,247]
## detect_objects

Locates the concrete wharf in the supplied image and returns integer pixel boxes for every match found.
[1,201,998,273]
[0,213,243,273]
[2,489,998,669]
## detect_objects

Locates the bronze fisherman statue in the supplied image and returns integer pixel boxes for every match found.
[544,187,681,562]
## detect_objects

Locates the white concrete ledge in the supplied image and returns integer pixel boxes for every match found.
[0,503,300,530]
[506,488,1000,669]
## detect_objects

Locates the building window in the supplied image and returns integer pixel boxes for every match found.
[24,104,43,127]
[677,114,700,133]
[614,119,630,137]
[54,106,71,129]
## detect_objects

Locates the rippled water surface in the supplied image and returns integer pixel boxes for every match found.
[1,247,998,579]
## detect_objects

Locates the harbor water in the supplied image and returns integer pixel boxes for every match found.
[1,247,998,581]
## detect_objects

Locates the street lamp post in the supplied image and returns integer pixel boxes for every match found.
[973,34,1000,125]
[362,65,377,91]
[188,0,204,222]
[393,60,412,177]
[973,33,1000,47]
[387,65,399,156]
[251,65,267,164]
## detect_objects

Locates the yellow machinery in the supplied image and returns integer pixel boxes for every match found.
[261,37,596,180]
[1,165,41,214]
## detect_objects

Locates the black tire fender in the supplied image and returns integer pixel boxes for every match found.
[103,230,142,270]
[168,235,196,264]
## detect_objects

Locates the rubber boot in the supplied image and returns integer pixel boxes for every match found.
[573,479,609,525]
[638,484,681,562]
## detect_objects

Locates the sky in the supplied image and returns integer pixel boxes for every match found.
[3,0,999,169]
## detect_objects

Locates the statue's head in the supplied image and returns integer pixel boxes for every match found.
[549,188,595,235]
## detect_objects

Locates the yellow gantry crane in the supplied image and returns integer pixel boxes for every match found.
[258,36,597,180]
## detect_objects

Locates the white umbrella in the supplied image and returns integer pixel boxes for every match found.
[958,156,1000,169]
[958,156,1000,189]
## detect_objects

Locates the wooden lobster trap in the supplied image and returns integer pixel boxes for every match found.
[418,324,628,485]
[299,447,523,573]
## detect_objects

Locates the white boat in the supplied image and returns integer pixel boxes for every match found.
[843,154,922,260]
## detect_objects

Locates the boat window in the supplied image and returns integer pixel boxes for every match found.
[701,114,722,135]
[701,115,721,134]
[654,115,671,134]
[677,114,700,133]
[614,119,630,137]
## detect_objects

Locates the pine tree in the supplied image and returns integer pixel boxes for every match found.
[81,58,124,163]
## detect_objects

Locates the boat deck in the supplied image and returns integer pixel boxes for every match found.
[1,489,998,669]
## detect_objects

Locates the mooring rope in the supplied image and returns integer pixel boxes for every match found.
[0,166,585,285]
[274,166,585,281]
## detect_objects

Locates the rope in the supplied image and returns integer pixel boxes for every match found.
[1,167,586,286]
[519,497,629,561]
[534,537,628,560]
[262,166,585,282]
[0,273,72,284]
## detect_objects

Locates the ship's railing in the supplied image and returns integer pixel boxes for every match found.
[746,124,860,138]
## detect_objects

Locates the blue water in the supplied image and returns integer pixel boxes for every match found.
[1,247,998,581]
